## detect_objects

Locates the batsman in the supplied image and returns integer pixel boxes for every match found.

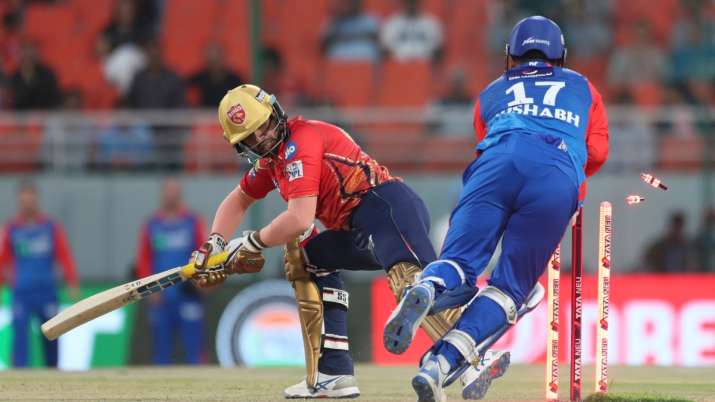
[188,84,491,399]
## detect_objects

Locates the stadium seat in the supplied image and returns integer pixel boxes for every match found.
[377,61,431,106]
[320,61,376,107]
[69,0,115,37]
[162,0,220,76]
[23,4,76,46]
[215,0,250,78]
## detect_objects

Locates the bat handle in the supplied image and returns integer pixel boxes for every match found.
[180,251,229,278]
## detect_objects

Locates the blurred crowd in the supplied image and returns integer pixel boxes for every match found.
[643,208,715,273]
[0,0,711,174]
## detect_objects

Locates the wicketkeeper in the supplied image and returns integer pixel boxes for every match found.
[383,16,610,402]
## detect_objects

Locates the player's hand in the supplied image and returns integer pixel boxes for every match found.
[191,233,229,288]
[225,231,266,274]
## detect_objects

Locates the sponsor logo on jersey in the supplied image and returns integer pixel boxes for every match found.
[227,104,246,125]
[284,141,297,160]
[522,37,550,46]
[286,160,304,181]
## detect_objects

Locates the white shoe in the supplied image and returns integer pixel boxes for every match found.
[412,354,450,402]
[284,372,360,399]
[460,350,510,400]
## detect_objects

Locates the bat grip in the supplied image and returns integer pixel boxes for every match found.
[180,251,229,278]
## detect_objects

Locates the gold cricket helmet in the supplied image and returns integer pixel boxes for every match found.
[218,84,274,145]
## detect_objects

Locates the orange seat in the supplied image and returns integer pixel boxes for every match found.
[377,61,432,106]
[23,4,76,45]
[632,82,663,107]
[161,0,219,76]
[69,0,115,37]
[215,0,250,77]
[320,61,376,107]
[658,134,704,171]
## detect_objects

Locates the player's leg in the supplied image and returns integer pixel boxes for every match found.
[414,165,577,401]
[284,271,360,399]
[178,296,205,365]
[149,298,172,365]
[11,297,31,367]
[351,181,465,344]
[384,156,516,354]
[38,295,60,367]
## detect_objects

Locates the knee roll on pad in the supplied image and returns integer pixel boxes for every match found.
[443,329,479,365]
[479,285,518,324]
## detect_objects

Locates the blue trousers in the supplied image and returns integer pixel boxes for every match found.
[423,134,578,345]
[12,290,59,367]
[149,293,205,365]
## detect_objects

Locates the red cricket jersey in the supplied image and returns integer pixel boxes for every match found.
[240,117,398,230]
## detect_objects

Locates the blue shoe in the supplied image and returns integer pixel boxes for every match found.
[460,350,511,400]
[412,355,449,402]
[383,283,434,354]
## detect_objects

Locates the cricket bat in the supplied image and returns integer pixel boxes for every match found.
[41,251,228,340]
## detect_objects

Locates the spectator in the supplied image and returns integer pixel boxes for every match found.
[0,4,23,74]
[136,178,207,365]
[380,0,443,62]
[93,117,153,171]
[261,47,319,108]
[562,0,612,59]
[126,41,185,109]
[97,0,153,54]
[125,40,185,170]
[321,0,380,62]
[428,69,473,136]
[8,42,61,109]
[486,0,527,56]
[99,0,153,95]
[607,20,667,99]
[693,208,715,272]
[643,211,696,272]
[0,180,79,367]
[189,43,243,107]
[669,1,715,103]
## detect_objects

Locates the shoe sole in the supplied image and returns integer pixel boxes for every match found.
[462,352,511,400]
[383,286,432,354]
[412,373,439,402]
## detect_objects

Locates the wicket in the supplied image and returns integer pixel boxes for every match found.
[545,203,612,401]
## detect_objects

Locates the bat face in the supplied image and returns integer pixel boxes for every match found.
[42,268,186,340]
[41,250,228,340]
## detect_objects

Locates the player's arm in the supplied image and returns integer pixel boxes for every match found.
[257,196,317,246]
[136,222,153,278]
[0,226,13,287]
[53,223,79,299]
[210,185,256,239]
[473,99,487,153]
[584,82,609,177]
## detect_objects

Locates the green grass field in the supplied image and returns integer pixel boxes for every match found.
[2,364,714,401]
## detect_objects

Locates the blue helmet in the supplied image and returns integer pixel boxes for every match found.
[506,16,566,61]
